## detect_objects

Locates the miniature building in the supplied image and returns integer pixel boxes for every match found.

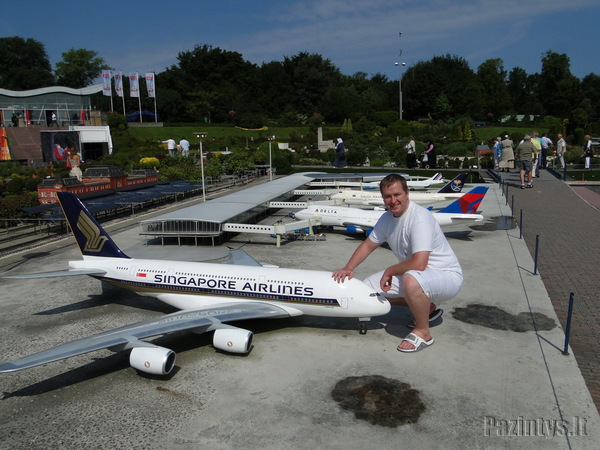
[38,166,159,204]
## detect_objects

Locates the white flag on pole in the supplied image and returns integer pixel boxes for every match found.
[129,72,140,98]
[114,71,124,98]
[145,72,156,98]
[101,70,112,96]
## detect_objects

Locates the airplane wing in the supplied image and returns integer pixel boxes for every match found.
[1,269,107,279]
[225,248,263,267]
[0,302,291,373]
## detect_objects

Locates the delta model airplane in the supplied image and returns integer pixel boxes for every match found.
[0,193,390,377]
[308,173,445,190]
[292,185,488,234]
[330,173,468,207]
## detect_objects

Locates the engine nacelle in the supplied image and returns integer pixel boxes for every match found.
[213,328,253,354]
[345,225,364,234]
[129,346,176,375]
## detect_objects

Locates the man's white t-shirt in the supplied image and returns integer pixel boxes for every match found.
[368,201,462,276]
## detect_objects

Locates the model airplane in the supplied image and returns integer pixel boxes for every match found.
[308,173,444,190]
[0,193,390,377]
[330,173,468,207]
[292,186,488,233]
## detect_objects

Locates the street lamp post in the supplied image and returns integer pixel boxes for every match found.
[194,132,207,201]
[267,135,275,181]
[395,62,406,121]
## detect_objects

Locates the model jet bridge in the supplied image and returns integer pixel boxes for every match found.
[139,172,330,246]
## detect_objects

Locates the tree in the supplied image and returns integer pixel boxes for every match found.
[431,93,453,120]
[0,36,54,90]
[55,48,109,88]
[579,73,600,120]
[402,54,484,120]
[477,59,512,121]
[507,68,543,115]
[282,52,343,113]
[536,51,581,117]
[159,44,259,122]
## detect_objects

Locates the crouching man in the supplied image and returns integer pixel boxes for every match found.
[332,174,463,352]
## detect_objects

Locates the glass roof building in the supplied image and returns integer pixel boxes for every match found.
[0,85,102,127]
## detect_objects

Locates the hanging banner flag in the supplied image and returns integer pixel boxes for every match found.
[129,72,140,98]
[102,70,112,96]
[114,71,124,98]
[145,72,156,98]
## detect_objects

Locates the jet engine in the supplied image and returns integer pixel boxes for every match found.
[213,328,253,354]
[345,225,364,234]
[129,346,176,375]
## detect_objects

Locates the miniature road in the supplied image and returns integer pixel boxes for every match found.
[0,180,598,449]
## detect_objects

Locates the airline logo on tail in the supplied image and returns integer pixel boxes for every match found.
[450,178,464,192]
[77,211,108,253]
[438,186,488,214]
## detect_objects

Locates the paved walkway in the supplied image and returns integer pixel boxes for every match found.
[497,168,600,411]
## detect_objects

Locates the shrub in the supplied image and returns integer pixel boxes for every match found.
[444,142,470,157]
[139,157,160,169]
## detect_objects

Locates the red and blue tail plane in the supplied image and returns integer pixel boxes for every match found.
[437,186,488,214]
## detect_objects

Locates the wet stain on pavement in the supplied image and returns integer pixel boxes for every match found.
[452,304,556,332]
[331,375,425,427]
[471,216,517,231]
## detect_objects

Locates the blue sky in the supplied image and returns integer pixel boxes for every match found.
[2,0,599,84]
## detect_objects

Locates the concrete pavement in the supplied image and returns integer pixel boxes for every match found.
[0,180,598,449]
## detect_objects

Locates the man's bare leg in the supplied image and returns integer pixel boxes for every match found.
[396,274,433,350]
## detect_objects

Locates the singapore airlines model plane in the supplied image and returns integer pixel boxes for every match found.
[292,186,488,234]
[0,193,390,377]
[331,173,469,207]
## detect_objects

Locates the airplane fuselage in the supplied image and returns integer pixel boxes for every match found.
[331,190,464,207]
[293,204,483,230]
[70,257,390,318]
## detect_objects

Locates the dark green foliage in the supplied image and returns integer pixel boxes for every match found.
[55,48,109,88]
[0,37,55,90]
[444,142,471,157]
[373,111,399,127]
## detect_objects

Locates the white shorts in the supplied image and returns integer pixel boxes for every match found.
[363,268,462,303]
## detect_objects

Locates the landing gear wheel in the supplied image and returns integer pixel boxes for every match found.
[358,322,368,335]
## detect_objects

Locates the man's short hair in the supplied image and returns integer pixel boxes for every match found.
[380,174,408,193]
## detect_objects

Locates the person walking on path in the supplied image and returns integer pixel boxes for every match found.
[556,133,566,169]
[499,135,515,172]
[179,137,190,157]
[516,134,535,189]
[584,135,593,169]
[162,137,176,157]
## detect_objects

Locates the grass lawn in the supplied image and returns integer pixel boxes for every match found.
[473,126,544,141]
[126,125,312,142]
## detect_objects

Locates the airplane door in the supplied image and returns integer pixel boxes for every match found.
[129,266,137,277]
[340,297,348,308]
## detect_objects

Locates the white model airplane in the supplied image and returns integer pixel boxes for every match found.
[292,186,488,233]
[308,173,445,190]
[0,193,390,377]
[330,173,468,207]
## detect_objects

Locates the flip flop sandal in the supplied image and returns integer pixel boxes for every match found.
[407,308,443,328]
[397,332,435,353]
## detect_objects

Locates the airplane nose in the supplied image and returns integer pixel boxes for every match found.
[289,211,296,219]
[375,294,391,314]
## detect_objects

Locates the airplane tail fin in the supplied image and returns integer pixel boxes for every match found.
[437,173,468,193]
[57,192,130,259]
[437,186,488,214]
